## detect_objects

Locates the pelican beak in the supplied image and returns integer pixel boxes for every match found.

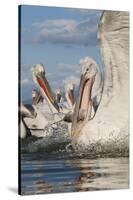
[32,92,43,105]
[36,73,59,112]
[68,89,74,106]
[71,73,95,138]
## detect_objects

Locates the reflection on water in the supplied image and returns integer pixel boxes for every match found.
[20,153,129,195]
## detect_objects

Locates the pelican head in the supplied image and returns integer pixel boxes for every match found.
[31,64,59,113]
[71,57,98,138]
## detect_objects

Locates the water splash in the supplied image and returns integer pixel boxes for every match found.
[21,121,129,158]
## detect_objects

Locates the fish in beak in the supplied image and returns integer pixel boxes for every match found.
[71,57,98,138]
[32,64,59,113]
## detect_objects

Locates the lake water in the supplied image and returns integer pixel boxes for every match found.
[20,152,129,195]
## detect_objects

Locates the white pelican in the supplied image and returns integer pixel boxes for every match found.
[65,82,74,110]
[32,64,60,114]
[19,104,37,139]
[56,82,75,115]
[19,88,50,139]
[20,64,75,141]
[55,89,62,104]
[78,57,102,118]
[71,11,129,148]
[32,64,75,117]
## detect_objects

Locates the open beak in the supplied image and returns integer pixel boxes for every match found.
[36,73,59,112]
[71,73,95,138]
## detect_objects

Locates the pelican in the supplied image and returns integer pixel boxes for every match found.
[19,104,37,139]
[20,85,60,139]
[55,89,62,104]
[65,82,74,110]
[32,64,75,117]
[78,57,102,119]
[20,64,75,142]
[71,11,129,148]
[32,64,60,114]
[56,82,75,115]
[19,88,50,139]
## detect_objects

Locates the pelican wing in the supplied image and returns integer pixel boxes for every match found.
[98,11,129,106]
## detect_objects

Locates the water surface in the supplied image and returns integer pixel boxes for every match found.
[20,152,129,195]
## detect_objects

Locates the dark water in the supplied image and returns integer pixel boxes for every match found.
[20,152,129,195]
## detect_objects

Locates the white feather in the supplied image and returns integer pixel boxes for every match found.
[77,11,129,145]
